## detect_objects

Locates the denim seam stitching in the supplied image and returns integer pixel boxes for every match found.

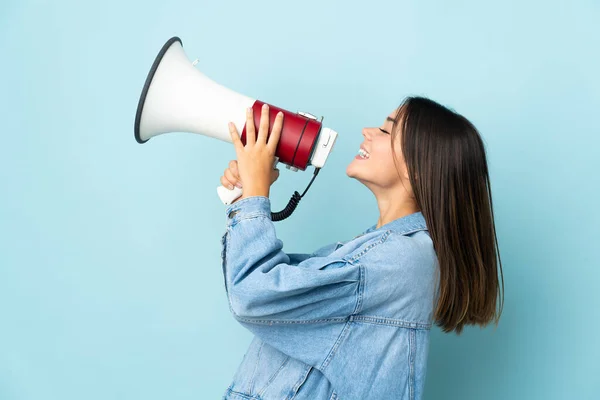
[351,263,365,314]
[409,328,416,400]
[228,212,271,227]
[287,365,313,400]
[257,355,290,398]
[248,340,263,395]
[351,315,431,329]
[346,230,393,263]
[224,387,262,400]
[233,315,351,325]
[320,319,353,372]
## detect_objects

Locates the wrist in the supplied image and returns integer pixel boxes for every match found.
[241,187,270,199]
[241,193,269,200]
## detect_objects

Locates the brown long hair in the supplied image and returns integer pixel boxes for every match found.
[390,96,504,335]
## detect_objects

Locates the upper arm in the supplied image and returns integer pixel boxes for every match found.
[285,241,342,266]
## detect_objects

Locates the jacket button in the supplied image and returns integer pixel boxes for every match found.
[228,210,239,218]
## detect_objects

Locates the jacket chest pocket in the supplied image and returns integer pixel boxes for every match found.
[228,340,314,400]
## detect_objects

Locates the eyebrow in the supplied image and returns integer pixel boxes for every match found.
[378,116,395,134]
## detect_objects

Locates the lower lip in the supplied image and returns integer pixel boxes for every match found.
[355,155,368,160]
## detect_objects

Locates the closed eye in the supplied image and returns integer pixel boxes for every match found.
[379,128,390,134]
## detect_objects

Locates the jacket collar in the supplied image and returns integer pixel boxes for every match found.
[363,211,428,236]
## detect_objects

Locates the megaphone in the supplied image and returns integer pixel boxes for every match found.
[134,37,338,221]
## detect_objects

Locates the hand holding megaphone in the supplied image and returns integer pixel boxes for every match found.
[218,158,280,205]
[218,104,285,205]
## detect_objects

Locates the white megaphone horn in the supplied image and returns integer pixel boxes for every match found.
[134,37,338,221]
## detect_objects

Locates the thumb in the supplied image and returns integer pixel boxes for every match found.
[270,168,280,183]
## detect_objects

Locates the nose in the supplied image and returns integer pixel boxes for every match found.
[362,127,372,139]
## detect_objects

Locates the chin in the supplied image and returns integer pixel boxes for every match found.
[346,165,364,182]
[346,164,357,178]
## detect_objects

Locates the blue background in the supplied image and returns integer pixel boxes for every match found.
[1,0,598,399]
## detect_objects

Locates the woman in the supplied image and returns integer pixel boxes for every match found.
[219,97,504,400]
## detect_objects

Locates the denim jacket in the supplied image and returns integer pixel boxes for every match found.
[220,196,439,400]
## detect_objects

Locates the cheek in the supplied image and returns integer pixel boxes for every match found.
[373,145,396,167]
[367,147,398,177]
[375,145,406,178]
[389,142,406,168]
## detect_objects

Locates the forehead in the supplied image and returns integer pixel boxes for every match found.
[386,107,401,122]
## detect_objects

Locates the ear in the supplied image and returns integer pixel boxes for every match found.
[405,171,417,181]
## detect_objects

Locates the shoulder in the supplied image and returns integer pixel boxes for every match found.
[390,230,437,264]
[356,230,439,321]
[345,229,436,266]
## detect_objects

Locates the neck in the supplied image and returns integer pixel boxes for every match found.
[375,192,419,230]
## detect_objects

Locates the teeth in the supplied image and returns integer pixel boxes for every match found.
[358,148,370,158]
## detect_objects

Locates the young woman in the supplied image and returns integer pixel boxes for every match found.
[219,97,504,400]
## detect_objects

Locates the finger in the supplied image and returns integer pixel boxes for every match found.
[228,122,243,153]
[245,107,256,146]
[257,103,270,144]
[220,175,235,190]
[267,111,284,153]
[224,167,241,187]
[229,160,240,180]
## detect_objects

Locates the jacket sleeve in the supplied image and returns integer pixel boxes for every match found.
[220,196,365,370]
[286,240,342,265]
[285,253,312,265]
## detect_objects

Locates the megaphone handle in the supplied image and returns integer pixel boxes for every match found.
[217,157,279,205]
[217,185,243,205]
